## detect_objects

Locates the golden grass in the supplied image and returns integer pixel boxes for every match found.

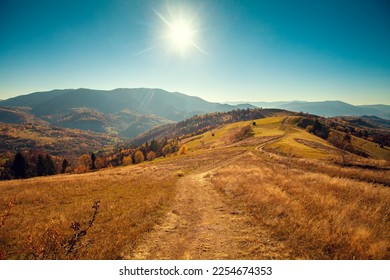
[183,116,286,150]
[352,136,390,161]
[251,116,286,137]
[210,153,390,259]
[0,164,179,259]
[0,146,245,260]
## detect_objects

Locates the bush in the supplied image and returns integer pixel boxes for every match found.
[26,201,100,260]
[122,156,132,166]
[233,125,254,142]
[162,144,172,156]
[179,145,188,155]
[306,125,314,133]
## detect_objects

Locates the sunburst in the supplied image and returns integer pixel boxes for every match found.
[154,8,207,57]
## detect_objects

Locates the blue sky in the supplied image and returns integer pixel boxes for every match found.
[1,0,389,104]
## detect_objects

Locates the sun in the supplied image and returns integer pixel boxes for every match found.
[169,21,194,51]
[154,8,206,57]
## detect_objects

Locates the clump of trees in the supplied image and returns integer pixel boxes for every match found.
[0,150,107,179]
[299,117,369,161]
[299,118,329,139]
[1,151,58,179]
[36,154,56,176]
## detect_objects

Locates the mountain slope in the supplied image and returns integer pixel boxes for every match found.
[131,108,292,146]
[0,88,236,136]
[0,107,48,125]
[0,88,234,120]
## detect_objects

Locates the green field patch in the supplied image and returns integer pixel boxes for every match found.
[268,126,334,159]
[352,136,390,161]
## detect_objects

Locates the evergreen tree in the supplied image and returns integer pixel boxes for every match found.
[313,119,322,131]
[61,159,69,173]
[35,154,56,176]
[91,153,96,170]
[36,154,46,176]
[12,152,29,179]
[150,139,158,152]
[45,155,57,175]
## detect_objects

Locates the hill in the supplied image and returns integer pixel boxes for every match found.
[0,122,118,158]
[0,88,237,136]
[131,108,292,146]
[0,107,48,125]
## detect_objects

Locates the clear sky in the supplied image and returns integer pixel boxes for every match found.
[1,0,389,104]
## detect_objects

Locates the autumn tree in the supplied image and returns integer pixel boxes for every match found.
[134,150,144,164]
[78,154,91,173]
[122,156,132,166]
[146,151,156,161]
[94,157,106,169]
[162,144,172,156]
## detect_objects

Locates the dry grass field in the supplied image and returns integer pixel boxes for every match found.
[0,163,179,259]
[210,154,390,259]
[1,116,389,259]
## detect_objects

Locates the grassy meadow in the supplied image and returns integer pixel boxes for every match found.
[210,153,390,259]
[0,163,179,259]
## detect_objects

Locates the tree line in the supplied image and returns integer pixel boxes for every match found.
[0,136,188,180]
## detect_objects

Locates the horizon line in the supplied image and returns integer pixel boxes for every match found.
[0,87,389,106]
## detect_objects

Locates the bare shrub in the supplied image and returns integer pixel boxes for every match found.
[232,125,254,142]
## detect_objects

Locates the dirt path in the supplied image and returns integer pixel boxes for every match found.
[129,170,288,259]
[126,118,291,260]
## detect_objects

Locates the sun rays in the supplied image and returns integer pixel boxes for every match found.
[135,5,207,58]
[154,8,206,57]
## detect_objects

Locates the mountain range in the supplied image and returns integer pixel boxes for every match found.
[0,88,238,137]
[1,88,389,139]
[227,100,390,120]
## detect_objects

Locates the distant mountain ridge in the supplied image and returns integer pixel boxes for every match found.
[1,88,235,119]
[2,88,389,139]
[227,100,390,119]
[0,88,241,137]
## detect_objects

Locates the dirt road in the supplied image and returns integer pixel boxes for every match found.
[129,170,288,259]
[126,120,292,260]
